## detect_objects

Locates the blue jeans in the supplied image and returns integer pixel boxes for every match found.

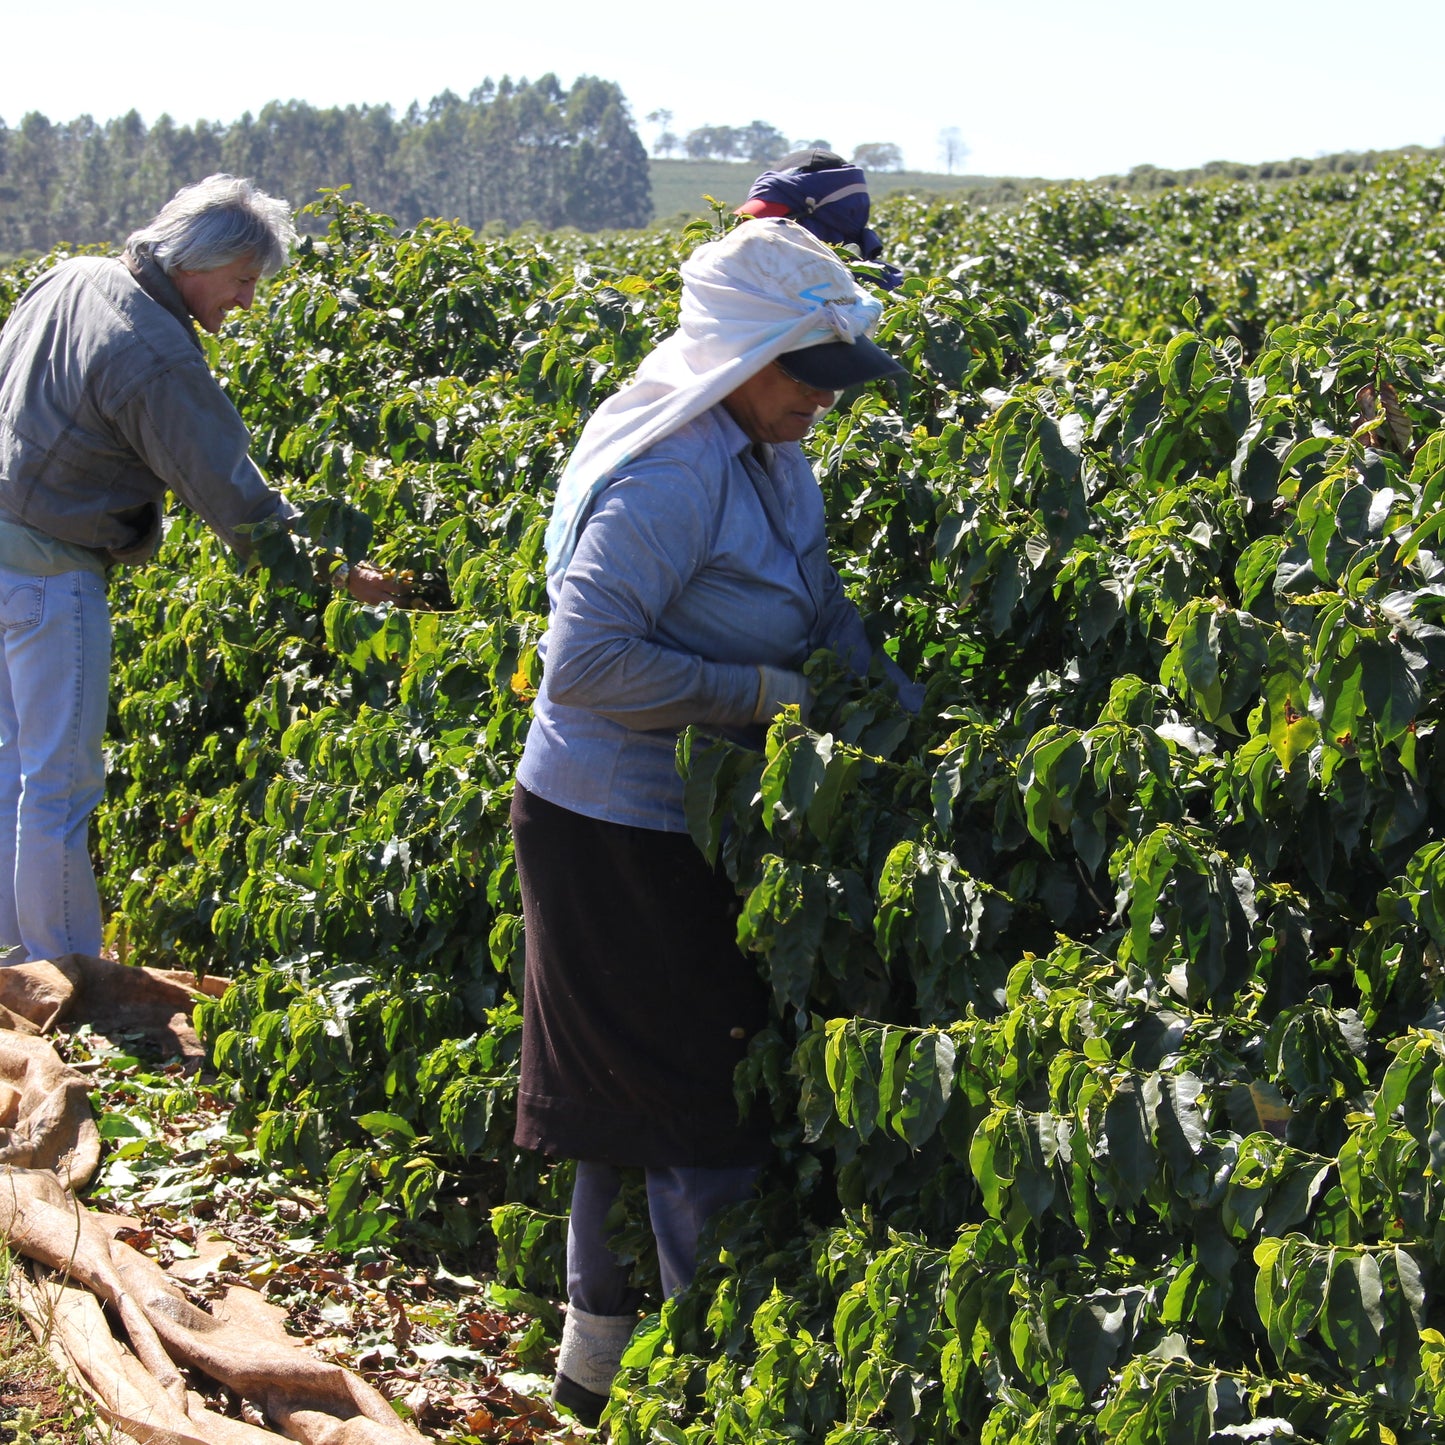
[0,564,110,963]
[566,1159,759,1314]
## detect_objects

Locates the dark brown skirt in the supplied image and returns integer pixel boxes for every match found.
[511,783,771,1169]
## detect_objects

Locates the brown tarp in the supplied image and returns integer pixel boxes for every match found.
[0,955,424,1445]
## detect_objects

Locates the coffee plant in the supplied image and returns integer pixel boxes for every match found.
[7,156,1445,1440]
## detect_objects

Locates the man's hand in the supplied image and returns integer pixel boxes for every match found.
[331,559,412,606]
[325,557,453,608]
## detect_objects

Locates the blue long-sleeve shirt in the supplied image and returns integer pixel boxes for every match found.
[516,403,881,832]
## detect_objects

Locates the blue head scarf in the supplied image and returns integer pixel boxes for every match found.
[740,161,903,290]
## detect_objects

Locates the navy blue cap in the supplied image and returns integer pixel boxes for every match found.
[777,336,906,390]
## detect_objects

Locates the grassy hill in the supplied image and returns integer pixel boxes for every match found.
[649,144,1445,227]
[647,158,1025,224]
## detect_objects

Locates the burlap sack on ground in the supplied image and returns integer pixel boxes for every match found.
[13,1267,282,1445]
[0,956,423,1445]
[0,1020,100,1184]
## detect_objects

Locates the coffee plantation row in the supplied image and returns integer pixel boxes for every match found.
[6,155,1445,1441]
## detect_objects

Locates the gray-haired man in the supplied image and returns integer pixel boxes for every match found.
[0,174,402,964]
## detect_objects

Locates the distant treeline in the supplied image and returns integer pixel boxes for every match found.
[0,74,651,256]
[1107,146,1443,190]
[846,146,1445,215]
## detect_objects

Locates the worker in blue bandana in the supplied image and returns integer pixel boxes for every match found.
[736,147,904,290]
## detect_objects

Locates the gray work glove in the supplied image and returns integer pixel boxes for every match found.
[753,664,811,724]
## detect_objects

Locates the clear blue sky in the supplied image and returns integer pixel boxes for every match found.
[5,0,1442,178]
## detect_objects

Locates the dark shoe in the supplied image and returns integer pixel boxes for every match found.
[552,1371,608,1428]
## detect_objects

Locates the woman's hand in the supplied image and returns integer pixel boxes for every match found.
[754,665,811,724]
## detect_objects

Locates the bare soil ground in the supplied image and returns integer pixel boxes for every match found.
[0,1268,89,1445]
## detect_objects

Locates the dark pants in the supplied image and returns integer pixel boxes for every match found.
[567,1159,760,1312]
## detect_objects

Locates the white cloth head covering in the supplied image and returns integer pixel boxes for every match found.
[543,218,884,575]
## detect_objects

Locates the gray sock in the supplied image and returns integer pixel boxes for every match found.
[555,1304,637,1396]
